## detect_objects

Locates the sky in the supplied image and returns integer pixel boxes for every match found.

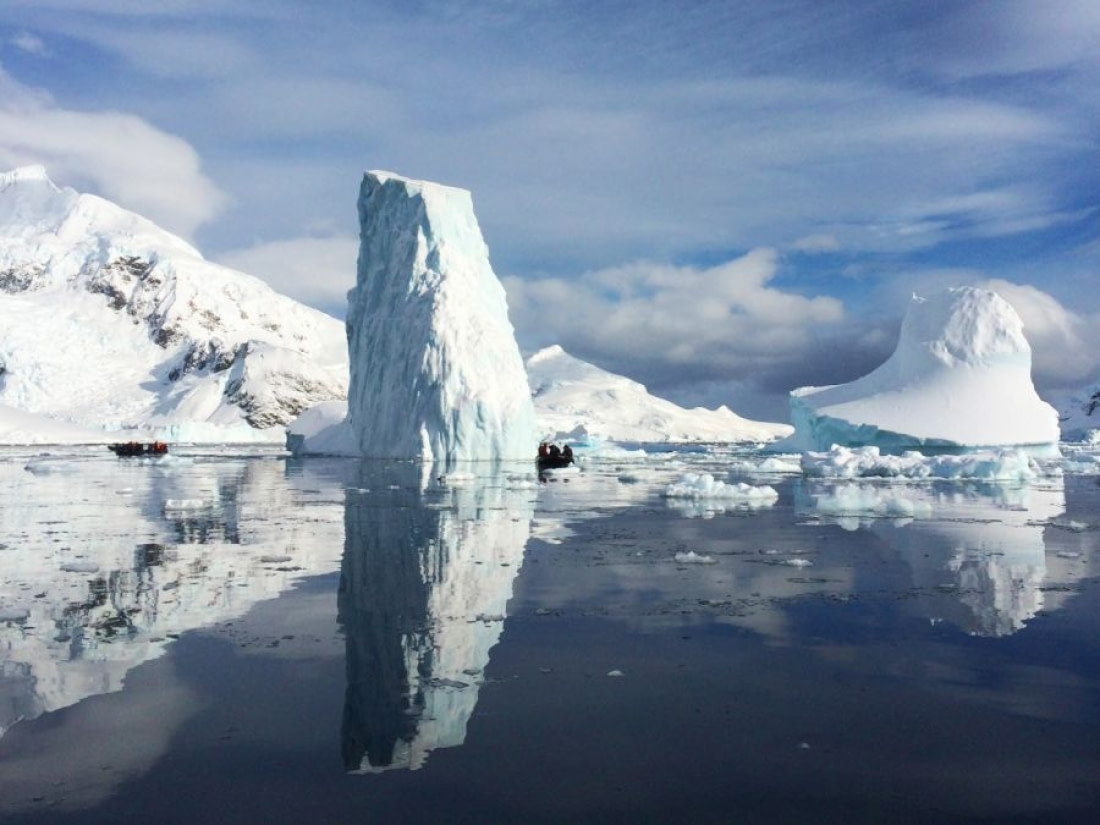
[1,0,1098,420]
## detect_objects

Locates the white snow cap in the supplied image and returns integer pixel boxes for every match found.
[344,170,536,462]
[785,286,1059,450]
[0,166,348,443]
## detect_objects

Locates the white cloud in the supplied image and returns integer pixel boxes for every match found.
[505,248,845,382]
[979,279,1100,387]
[215,235,358,312]
[9,32,47,56]
[0,67,225,239]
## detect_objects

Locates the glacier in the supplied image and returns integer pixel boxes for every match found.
[781,286,1060,453]
[341,171,535,463]
[0,166,348,444]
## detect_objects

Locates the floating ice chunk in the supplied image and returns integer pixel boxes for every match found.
[0,606,30,621]
[783,558,813,568]
[802,445,1044,482]
[24,459,68,475]
[607,670,624,677]
[729,456,803,475]
[663,472,779,503]
[259,555,293,564]
[439,471,476,485]
[1051,519,1089,532]
[674,550,717,565]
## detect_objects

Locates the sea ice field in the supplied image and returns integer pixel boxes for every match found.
[1,442,1099,824]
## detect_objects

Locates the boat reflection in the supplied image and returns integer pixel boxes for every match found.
[339,464,535,773]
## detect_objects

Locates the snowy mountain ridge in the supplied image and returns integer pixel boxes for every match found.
[0,166,348,441]
[526,344,792,443]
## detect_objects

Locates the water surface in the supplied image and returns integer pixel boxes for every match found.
[1,447,1098,823]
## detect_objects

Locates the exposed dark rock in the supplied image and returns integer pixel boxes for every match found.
[168,339,242,382]
[0,266,43,293]
[85,279,129,310]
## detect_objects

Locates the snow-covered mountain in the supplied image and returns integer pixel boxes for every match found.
[782,286,1060,452]
[0,166,348,443]
[1056,383,1100,443]
[526,345,793,443]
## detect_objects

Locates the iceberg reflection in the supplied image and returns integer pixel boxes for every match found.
[339,464,535,772]
[797,478,1078,636]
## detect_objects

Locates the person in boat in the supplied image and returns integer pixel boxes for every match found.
[548,443,561,459]
[562,444,573,463]
[538,442,549,458]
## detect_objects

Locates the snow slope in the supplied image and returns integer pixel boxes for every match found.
[0,166,348,443]
[527,345,792,443]
[783,286,1059,451]
[1055,383,1100,443]
[343,171,535,462]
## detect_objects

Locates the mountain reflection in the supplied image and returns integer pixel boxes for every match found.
[797,478,1079,636]
[0,454,344,740]
[339,464,535,773]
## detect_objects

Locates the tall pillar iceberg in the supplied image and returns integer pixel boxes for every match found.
[345,171,536,462]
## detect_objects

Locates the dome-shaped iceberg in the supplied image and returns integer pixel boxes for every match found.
[784,286,1059,451]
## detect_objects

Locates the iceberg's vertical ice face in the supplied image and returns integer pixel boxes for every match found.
[346,171,536,462]
[785,286,1059,451]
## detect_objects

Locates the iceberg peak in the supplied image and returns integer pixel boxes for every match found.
[344,170,535,462]
[899,286,1030,373]
[785,285,1058,451]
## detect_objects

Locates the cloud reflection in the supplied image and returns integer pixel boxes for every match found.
[797,478,1082,636]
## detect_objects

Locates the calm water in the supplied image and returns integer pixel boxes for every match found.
[1,446,1099,824]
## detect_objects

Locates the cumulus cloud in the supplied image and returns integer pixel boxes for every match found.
[0,66,224,239]
[979,279,1100,388]
[9,32,48,55]
[506,248,845,393]
[215,235,358,314]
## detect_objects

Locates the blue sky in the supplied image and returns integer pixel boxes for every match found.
[1,0,1098,418]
